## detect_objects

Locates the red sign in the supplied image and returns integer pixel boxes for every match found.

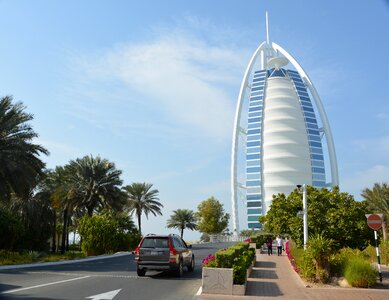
[366,214,383,230]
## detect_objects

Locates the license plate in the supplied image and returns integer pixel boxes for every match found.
[151,251,158,256]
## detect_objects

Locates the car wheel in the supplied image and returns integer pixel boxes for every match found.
[188,256,195,272]
[175,260,183,277]
[137,267,146,277]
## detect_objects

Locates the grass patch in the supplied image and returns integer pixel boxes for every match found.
[0,250,86,265]
[344,257,377,288]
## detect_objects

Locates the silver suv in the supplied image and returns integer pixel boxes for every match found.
[134,234,194,277]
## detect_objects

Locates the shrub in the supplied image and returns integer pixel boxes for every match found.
[202,254,216,267]
[363,241,389,266]
[344,257,377,288]
[204,242,255,284]
[251,235,266,249]
[233,248,255,284]
[306,234,334,282]
[78,213,141,256]
[0,250,33,265]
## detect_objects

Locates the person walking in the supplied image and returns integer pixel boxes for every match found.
[266,236,273,255]
[276,235,283,256]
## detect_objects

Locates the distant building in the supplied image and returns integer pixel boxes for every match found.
[231,16,338,233]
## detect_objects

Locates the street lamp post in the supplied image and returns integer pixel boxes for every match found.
[297,184,308,250]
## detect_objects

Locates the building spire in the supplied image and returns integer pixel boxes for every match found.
[266,11,270,44]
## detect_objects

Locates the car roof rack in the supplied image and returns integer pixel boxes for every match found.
[169,234,181,238]
[145,233,156,236]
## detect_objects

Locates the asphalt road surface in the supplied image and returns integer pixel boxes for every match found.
[0,242,234,300]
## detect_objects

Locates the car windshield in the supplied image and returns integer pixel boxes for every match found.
[141,237,169,248]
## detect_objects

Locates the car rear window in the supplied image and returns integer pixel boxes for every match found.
[141,237,169,248]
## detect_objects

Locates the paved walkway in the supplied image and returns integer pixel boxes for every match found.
[198,250,389,300]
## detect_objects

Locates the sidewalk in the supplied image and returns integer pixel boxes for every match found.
[198,249,389,300]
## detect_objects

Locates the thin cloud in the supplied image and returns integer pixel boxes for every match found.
[342,165,389,199]
[353,135,389,158]
[67,27,249,142]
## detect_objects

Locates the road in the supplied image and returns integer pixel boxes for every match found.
[0,242,233,300]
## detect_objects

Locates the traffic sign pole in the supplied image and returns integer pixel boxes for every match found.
[374,230,383,283]
[366,213,384,283]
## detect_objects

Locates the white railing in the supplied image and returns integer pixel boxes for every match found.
[208,235,250,243]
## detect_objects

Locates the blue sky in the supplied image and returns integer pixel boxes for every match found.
[0,0,388,240]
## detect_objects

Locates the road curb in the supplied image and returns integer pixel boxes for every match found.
[0,252,132,270]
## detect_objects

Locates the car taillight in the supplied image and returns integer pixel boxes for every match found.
[169,238,177,255]
[134,238,143,256]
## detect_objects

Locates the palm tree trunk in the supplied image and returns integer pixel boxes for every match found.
[138,212,142,236]
[52,212,57,253]
[66,214,70,251]
[181,228,184,239]
[87,206,93,217]
[61,209,68,254]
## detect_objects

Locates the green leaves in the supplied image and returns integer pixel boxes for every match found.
[0,96,48,202]
[196,197,229,234]
[265,186,371,249]
[78,212,140,256]
[166,209,197,238]
[361,182,389,241]
[123,182,163,235]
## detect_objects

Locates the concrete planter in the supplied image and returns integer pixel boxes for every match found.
[202,258,255,295]
[202,267,233,295]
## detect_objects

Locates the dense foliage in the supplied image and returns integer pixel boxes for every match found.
[0,96,48,202]
[78,211,141,256]
[264,186,372,249]
[361,182,389,241]
[202,242,255,285]
[288,239,378,287]
[197,197,229,234]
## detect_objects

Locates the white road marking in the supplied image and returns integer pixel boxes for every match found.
[24,271,149,279]
[196,286,202,295]
[86,288,121,299]
[1,275,91,294]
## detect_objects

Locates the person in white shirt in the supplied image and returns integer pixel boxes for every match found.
[276,236,283,256]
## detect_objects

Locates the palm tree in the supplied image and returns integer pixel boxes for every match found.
[166,209,197,239]
[65,155,125,216]
[361,183,389,241]
[123,182,163,235]
[0,96,48,202]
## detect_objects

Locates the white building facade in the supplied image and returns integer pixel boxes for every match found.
[231,36,338,233]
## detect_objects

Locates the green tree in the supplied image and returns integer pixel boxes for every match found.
[265,186,371,249]
[0,96,48,202]
[0,205,24,250]
[361,182,389,241]
[78,211,140,256]
[66,155,125,217]
[123,182,163,235]
[7,185,54,251]
[197,197,229,234]
[40,167,77,253]
[166,209,197,239]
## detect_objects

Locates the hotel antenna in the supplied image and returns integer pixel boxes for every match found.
[266,11,270,44]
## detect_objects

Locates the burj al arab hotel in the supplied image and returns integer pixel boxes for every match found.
[231,15,338,233]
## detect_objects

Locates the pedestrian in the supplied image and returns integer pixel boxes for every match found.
[276,235,283,256]
[266,236,273,255]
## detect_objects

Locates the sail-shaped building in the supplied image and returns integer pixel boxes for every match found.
[231,16,338,233]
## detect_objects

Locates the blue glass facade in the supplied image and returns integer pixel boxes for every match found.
[245,68,326,229]
[245,70,266,229]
